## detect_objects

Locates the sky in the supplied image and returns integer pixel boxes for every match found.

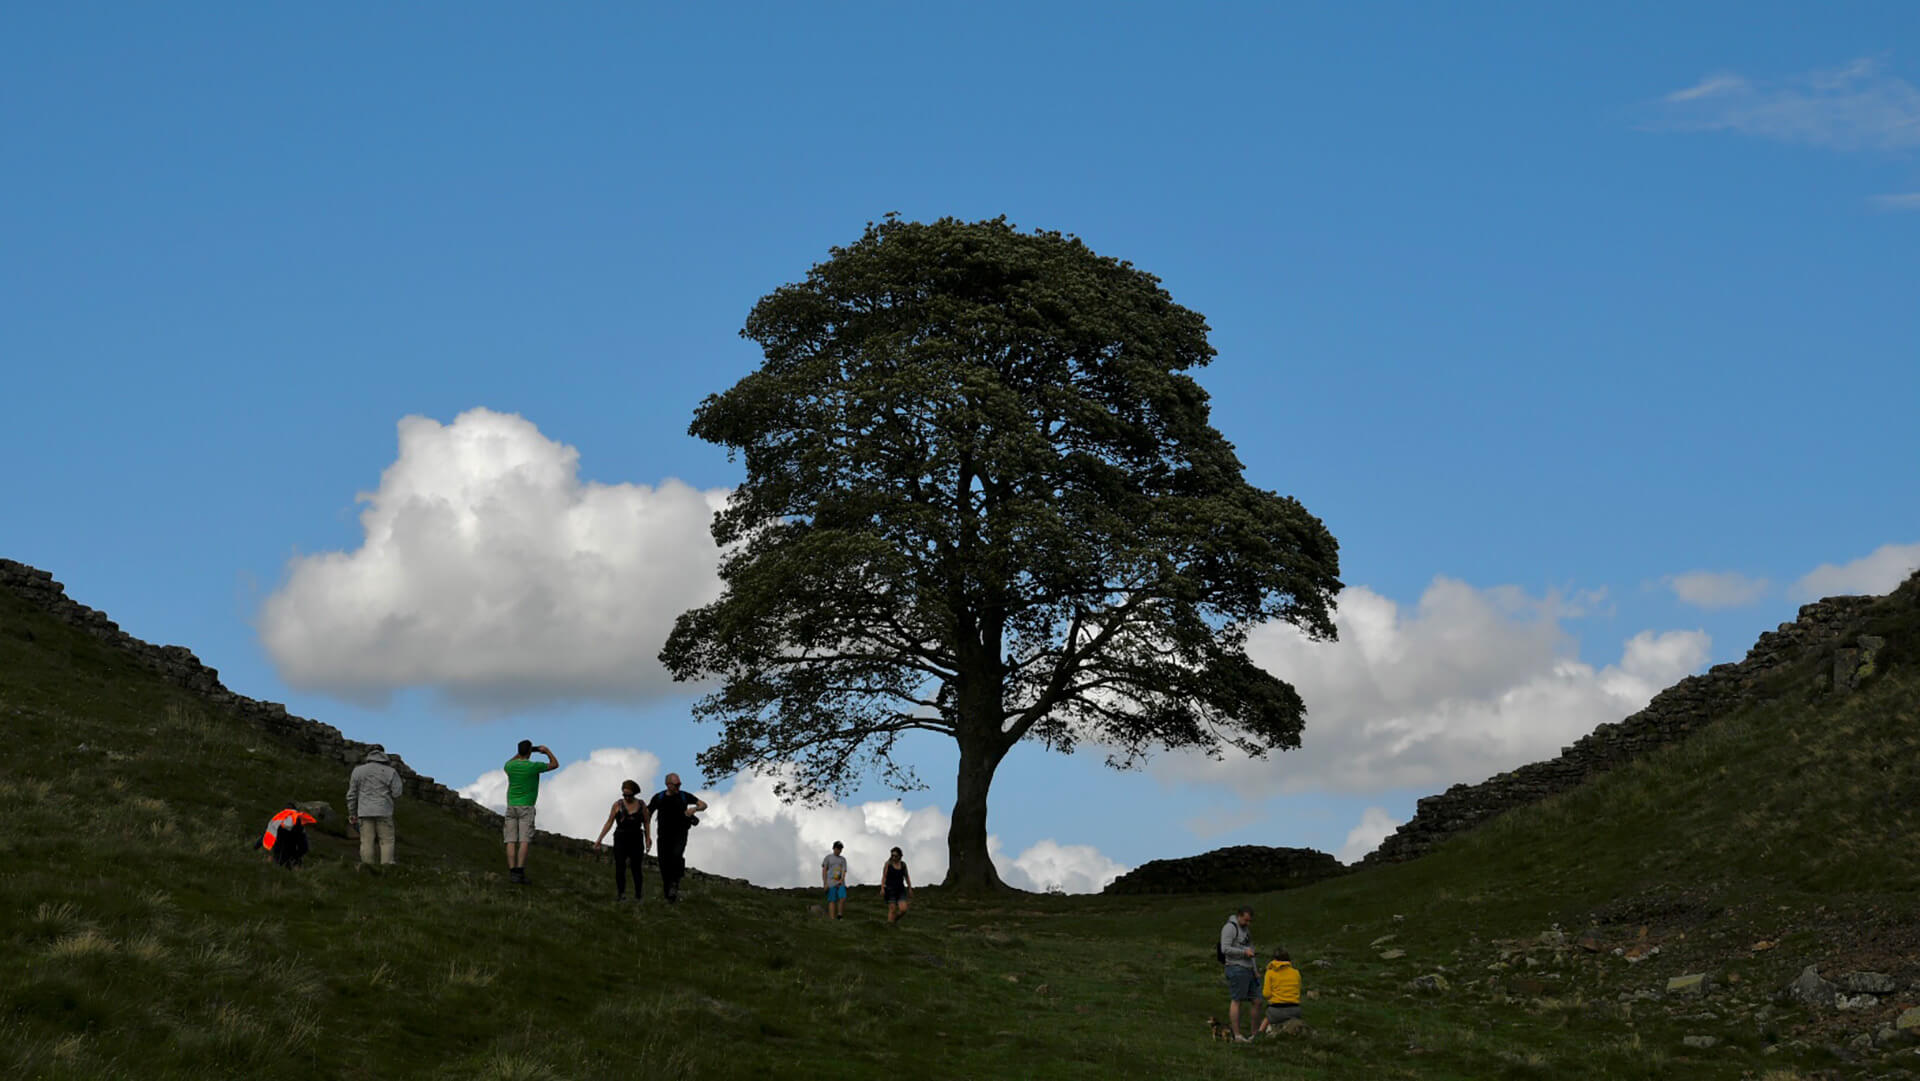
[4,5,1917,892]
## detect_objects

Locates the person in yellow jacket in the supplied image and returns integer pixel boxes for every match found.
[1255,948,1303,1035]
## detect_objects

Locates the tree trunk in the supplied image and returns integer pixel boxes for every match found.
[942,732,1010,892]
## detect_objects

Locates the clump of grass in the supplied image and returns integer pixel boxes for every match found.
[42,930,116,959]
[446,961,497,988]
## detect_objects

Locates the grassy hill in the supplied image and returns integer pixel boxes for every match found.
[3,569,1918,1080]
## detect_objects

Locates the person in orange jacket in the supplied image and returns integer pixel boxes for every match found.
[260,803,318,869]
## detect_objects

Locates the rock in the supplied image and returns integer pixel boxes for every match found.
[1277,1019,1310,1037]
[1681,1035,1719,1049]
[295,800,335,822]
[1835,993,1879,1010]
[1310,959,1333,968]
[1538,929,1568,948]
[1875,1025,1899,1046]
[1370,934,1397,948]
[1379,949,1406,960]
[1101,844,1345,895]
[1406,974,1450,993]
[807,904,825,918]
[1786,965,1836,1008]
[1835,971,1898,994]
[1623,944,1659,963]
[1846,1032,1873,1052]
[1898,1006,1920,1032]
[1667,974,1707,996]
[1576,934,1604,953]
[1032,984,1050,996]
[1750,939,1777,952]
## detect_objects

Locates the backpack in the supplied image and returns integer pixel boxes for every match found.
[1215,920,1230,964]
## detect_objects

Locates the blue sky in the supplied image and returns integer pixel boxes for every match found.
[5,5,1917,889]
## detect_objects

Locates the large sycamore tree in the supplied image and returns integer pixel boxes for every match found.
[662,217,1341,891]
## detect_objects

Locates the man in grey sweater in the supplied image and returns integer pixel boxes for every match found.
[347,747,404,865]
[1220,906,1258,1042]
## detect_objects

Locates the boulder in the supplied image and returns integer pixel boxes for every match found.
[1898,1006,1920,1033]
[1785,966,1835,1008]
[1834,971,1897,994]
[1667,974,1707,996]
[1681,1035,1719,1049]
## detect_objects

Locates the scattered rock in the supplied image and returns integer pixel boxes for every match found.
[1310,959,1333,969]
[1406,974,1450,993]
[1576,934,1604,953]
[1682,1035,1719,1049]
[1538,929,1568,948]
[1379,949,1406,960]
[1897,1006,1920,1032]
[1750,939,1777,952]
[1622,944,1659,963]
[295,800,335,822]
[1370,934,1397,948]
[1835,993,1879,1010]
[1277,1019,1310,1037]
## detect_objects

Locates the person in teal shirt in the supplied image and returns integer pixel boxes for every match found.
[502,739,558,884]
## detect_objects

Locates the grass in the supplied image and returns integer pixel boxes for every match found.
[3,581,1918,1079]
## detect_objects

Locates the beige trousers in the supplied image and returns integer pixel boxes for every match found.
[357,815,395,864]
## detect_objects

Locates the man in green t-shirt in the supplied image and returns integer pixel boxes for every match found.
[502,739,558,884]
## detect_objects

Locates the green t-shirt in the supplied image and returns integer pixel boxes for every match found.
[503,757,556,807]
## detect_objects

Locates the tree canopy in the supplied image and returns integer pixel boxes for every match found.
[661,216,1341,891]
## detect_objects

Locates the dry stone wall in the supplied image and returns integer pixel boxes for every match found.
[1361,579,1917,867]
[0,558,742,883]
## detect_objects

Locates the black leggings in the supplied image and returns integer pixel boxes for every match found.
[613,833,645,897]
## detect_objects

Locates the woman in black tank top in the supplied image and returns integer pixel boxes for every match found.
[881,846,913,924]
[594,780,650,902]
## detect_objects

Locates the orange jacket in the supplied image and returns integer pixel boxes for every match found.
[261,808,317,850]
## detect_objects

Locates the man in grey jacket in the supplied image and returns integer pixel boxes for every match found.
[347,747,404,865]
[1220,906,1258,1042]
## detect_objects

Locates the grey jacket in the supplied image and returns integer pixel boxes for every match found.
[1220,916,1254,969]
[347,751,403,818]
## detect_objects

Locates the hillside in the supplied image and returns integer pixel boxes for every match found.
[4,560,1919,1080]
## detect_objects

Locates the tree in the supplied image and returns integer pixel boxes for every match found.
[661,217,1341,892]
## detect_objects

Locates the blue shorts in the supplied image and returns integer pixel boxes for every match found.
[825,885,847,902]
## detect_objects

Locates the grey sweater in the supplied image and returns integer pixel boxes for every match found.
[1220,916,1254,969]
[347,751,403,818]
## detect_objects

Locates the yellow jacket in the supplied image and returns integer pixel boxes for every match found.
[1263,960,1301,1005]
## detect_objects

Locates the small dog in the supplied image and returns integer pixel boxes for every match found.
[1207,1017,1234,1041]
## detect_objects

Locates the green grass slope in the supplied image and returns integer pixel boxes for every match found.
[4,576,1918,1080]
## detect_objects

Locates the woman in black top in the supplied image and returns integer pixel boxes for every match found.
[593,780,650,902]
[880,846,913,923]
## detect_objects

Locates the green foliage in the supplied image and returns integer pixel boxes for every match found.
[662,217,1341,887]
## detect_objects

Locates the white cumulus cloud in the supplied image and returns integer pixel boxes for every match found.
[259,408,728,710]
[1664,570,1771,609]
[1154,578,1711,796]
[1338,806,1402,864]
[458,751,1127,893]
[1791,541,1920,601]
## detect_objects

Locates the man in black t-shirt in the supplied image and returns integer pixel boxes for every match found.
[648,773,707,903]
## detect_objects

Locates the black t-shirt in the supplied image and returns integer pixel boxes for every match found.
[883,861,909,893]
[649,790,698,837]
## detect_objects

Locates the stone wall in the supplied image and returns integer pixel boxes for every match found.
[1103,844,1346,895]
[1361,577,1917,867]
[0,557,742,884]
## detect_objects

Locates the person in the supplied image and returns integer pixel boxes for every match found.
[594,779,651,902]
[821,841,849,919]
[647,772,706,903]
[502,740,558,884]
[1219,906,1258,1041]
[1256,947,1303,1036]
[260,803,317,869]
[346,746,403,866]
[880,847,912,924]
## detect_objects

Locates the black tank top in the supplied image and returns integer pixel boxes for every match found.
[613,800,645,837]
[884,861,908,891]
